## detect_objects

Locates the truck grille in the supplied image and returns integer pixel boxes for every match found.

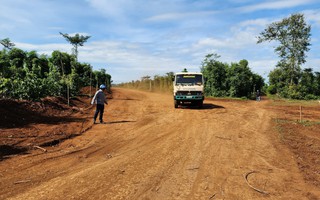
[175,91,203,100]
[176,91,202,96]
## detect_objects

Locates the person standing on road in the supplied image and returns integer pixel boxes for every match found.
[91,84,108,124]
[256,90,261,101]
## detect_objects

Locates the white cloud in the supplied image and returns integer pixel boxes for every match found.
[240,0,317,12]
[303,9,320,26]
[194,38,226,48]
[86,0,130,18]
[238,18,270,27]
[15,42,70,55]
[146,10,219,22]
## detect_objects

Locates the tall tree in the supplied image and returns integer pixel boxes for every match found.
[257,13,311,85]
[60,32,91,61]
[0,38,15,50]
[227,60,255,97]
[201,53,227,97]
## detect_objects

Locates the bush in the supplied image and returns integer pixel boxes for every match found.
[304,94,318,100]
[267,84,277,95]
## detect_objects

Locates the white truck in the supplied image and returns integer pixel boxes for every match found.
[173,72,205,108]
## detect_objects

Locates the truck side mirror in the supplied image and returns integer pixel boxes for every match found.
[172,77,175,82]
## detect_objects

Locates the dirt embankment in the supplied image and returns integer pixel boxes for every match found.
[0,88,319,200]
[0,96,93,159]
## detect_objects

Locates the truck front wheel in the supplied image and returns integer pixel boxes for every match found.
[198,101,203,108]
[174,100,179,108]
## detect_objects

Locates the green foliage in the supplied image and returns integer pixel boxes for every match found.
[201,54,264,98]
[201,54,227,97]
[267,66,320,99]
[0,46,111,101]
[257,13,311,85]
[42,64,62,97]
[8,48,26,68]
[257,13,318,100]
[0,77,11,97]
[267,84,277,95]
[93,68,112,92]
[60,32,91,61]
[315,72,320,96]
[0,38,15,50]
[0,50,11,77]
[227,61,254,97]
[50,51,74,75]
[20,70,44,100]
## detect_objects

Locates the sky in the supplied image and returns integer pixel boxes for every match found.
[1,0,320,83]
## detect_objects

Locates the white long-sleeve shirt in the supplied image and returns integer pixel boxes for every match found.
[91,89,107,105]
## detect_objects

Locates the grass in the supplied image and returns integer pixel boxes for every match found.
[267,95,320,107]
[297,120,320,127]
[273,118,287,142]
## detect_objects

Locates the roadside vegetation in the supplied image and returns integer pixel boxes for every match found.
[258,13,319,100]
[0,34,111,102]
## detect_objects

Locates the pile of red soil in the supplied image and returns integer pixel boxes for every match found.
[0,96,93,160]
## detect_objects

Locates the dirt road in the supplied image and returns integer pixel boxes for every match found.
[0,88,319,199]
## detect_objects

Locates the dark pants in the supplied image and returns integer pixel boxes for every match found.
[94,104,105,122]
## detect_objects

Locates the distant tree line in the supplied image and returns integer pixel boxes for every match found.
[118,55,264,99]
[201,54,264,99]
[0,39,111,101]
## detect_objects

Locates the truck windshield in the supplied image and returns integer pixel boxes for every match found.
[176,74,203,85]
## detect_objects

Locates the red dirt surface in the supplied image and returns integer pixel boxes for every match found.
[0,88,319,199]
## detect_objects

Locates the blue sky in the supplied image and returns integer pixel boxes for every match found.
[1,0,320,83]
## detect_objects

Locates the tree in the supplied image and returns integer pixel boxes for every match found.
[0,46,112,101]
[25,50,39,71]
[8,48,26,69]
[42,63,62,97]
[0,50,11,78]
[93,69,112,92]
[50,51,73,75]
[227,61,255,98]
[200,54,264,98]
[50,50,75,105]
[314,72,320,96]
[299,68,314,95]
[0,38,15,50]
[257,13,311,85]
[60,32,91,61]
[201,53,227,97]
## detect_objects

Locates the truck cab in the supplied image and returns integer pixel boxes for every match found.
[173,72,204,108]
